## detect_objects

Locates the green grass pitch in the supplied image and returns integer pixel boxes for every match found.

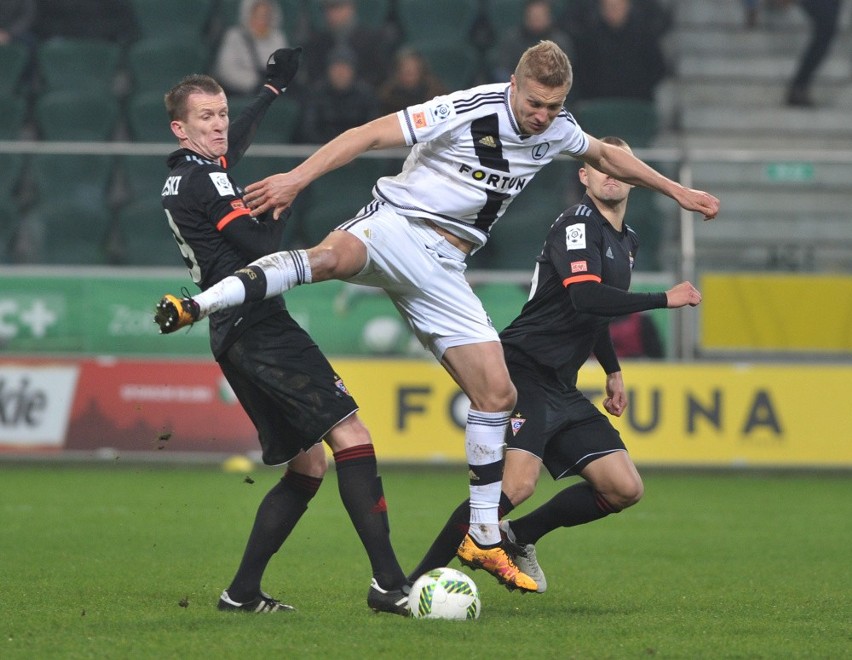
[1,463,849,658]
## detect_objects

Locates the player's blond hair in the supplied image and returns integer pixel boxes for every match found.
[164,74,224,121]
[514,40,572,89]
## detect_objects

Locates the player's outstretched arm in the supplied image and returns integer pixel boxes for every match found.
[581,137,720,221]
[244,114,406,219]
[665,281,702,308]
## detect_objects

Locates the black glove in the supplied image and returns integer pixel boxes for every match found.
[265,47,302,92]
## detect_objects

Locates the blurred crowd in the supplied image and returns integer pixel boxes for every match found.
[0,0,674,144]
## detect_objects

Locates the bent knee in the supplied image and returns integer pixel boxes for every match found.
[471,381,517,413]
[502,478,536,508]
[607,478,644,511]
[289,444,329,479]
[325,414,372,453]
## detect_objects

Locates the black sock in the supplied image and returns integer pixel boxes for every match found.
[226,469,321,602]
[334,444,406,590]
[408,492,515,582]
[510,482,618,545]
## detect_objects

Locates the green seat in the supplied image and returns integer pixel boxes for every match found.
[299,159,390,245]
[411,41,480,91]
[28,200,112,265]
[227,95,301,144]
[487,0,568,34]
[35,90,120,141]
[119,154,170,205]
[36,38,121,94]
[573,98,659,148]
[31,153,115,210]
[0,43,29,96]
[127,38,207,94]
[130,0,214,39]
[0,198,22,262]
[126,91,173,142]
[0,153,25,205]
[115,199,186,266]
[0,94,27,140]
[397,0,478,45]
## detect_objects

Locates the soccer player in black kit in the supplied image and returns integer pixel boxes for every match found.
[157,49,409,615]
[409,137,702,592]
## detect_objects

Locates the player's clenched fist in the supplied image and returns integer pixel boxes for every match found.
[665,281,702,308]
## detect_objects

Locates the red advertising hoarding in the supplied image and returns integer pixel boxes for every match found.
[0,358,257,455]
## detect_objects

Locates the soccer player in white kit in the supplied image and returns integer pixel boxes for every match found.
[155,40,719,593]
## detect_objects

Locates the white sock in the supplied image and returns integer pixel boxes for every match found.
[466,410,509,546]
[255,250,312,298]
[193,250,311,318]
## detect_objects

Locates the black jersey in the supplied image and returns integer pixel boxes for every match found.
[500,194,666,380]
[161,89,287,358]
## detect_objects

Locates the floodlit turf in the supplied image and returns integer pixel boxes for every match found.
[1,462,849,658]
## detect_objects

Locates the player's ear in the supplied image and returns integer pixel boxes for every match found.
[170,120,186,141]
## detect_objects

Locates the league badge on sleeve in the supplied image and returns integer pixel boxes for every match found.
[209,172,235,197]
[565,223,586,250]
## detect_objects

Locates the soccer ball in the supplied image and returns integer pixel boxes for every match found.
[408,567,481,620]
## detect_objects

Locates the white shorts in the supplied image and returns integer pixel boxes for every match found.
[336,200,499,359]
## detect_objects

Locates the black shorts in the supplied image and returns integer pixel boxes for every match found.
[505,346,626,480]
[217,311,359,466]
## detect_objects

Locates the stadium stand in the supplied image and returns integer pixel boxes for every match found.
[118,154,170,206]
[35,37,122,95]
[30,153,115,211]
[125,91,174,142]
[226,95,302,143]
[298,158,392,245]
[25,200,113,265]
[126,38,208,95]
[0,95,27,140]
[34,91,120,141]
[0,152,25,206]
[407,41,481,91]
[114,199,185,267]
[0,42,30,96]
[395,0,478,47]
[573,98,659,149]
[487,0,568,35]
[0,198,19,262]
[129,0,215,40]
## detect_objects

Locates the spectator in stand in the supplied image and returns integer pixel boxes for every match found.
[0,0,36,91]
[491,0,574,82]
[566,0,670,102]
[301,0,394,91]
[609,312,664,358]
[214,0,289,97]
[742,0,761,28]
[0,0,35,46]
[32,0,138,44]
[786,0,844,107]
[297,47,380,144]
[377,47,448,115]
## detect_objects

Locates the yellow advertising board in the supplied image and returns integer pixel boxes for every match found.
[701,273,852,352]
[334,359,852,468]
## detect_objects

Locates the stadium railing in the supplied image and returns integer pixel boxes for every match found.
[1,139,851,360]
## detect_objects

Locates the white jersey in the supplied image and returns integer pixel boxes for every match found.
[374,82,589,249]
